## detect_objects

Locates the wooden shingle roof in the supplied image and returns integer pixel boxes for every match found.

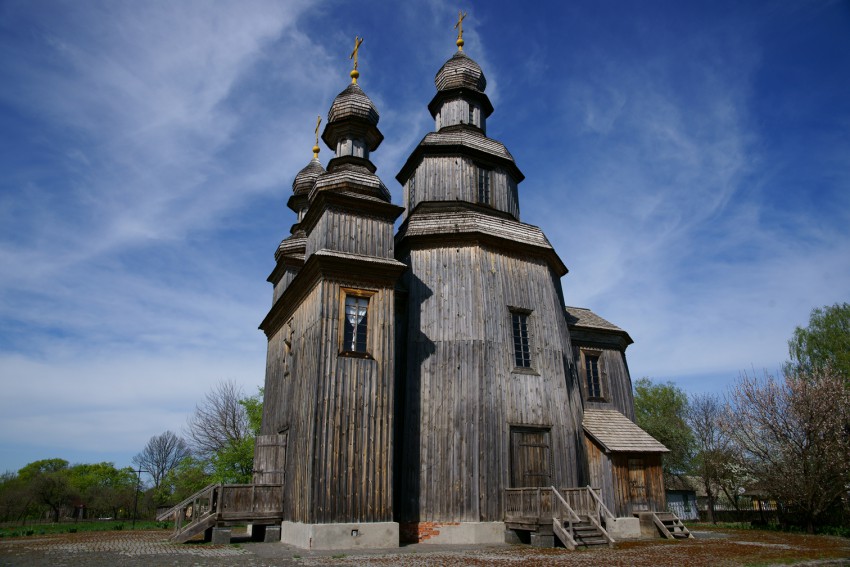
[565,306,634,347]
[583,409,668,453]
[565,306,626,333]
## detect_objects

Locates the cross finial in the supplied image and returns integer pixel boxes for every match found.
[349,36,364,83]
[312,115,321,158]
[454,10,467,51]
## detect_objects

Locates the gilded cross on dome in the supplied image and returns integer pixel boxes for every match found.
[313,115,321,158]
[454,10,467,51]
[349,36,364,83]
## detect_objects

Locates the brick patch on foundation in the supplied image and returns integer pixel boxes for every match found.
[399,521,461,543]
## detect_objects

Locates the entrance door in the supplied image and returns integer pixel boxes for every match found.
[253,432,287,485]
[628,458,649,512]
[510,428,552,487]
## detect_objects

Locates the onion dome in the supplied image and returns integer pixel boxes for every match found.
[327,83,379,125]
[435,51,486,93]
[292,157,325,196]
[322,83,383,152]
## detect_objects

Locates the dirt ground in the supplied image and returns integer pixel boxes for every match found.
[1,527,849,566]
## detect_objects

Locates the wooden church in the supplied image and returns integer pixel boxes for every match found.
[158,21,683,550]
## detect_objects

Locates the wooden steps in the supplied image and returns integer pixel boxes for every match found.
[568,516,613,548]
[651,511,693,539]
[157,483,283,543]
[171,512,217,543]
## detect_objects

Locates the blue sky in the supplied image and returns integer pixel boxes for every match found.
[1,0,848,475]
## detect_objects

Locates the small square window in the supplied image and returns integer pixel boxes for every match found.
[478,167,491,205]
[340,290,374,354]
[512,311,531,368]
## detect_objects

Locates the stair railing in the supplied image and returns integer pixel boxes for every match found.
[156,483,221,538]
[586,485,617,527]
[550,486,581,536]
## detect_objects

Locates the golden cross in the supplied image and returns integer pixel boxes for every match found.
[314,115,321,145]
[349,36,364,70]
[313,115,321,158]
[454,10,467,51]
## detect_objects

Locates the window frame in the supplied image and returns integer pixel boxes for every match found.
[477,166,491,205]
[580,349,606,401]
[338,288,377,357]
[510,309,533,370]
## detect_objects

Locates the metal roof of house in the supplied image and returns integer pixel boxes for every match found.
[582,409,669,453]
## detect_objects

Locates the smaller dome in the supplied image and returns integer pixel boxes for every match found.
[292,157,325,195]
[435,52,486,92]
[327,83,379,126]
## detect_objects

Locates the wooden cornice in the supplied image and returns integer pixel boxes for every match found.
[259,250,407,338]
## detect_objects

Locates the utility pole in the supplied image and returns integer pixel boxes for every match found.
[132,467,149,530]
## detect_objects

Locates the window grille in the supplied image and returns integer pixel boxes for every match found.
[512,312,531,368]
[478,168,491,204]
[585,354,603,399]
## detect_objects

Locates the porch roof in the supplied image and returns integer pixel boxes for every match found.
[582,409,669,453]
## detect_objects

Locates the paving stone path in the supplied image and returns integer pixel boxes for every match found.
[2,528,850,566]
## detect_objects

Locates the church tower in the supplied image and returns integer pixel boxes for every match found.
[394,22,588,543]
[259,39,405,549]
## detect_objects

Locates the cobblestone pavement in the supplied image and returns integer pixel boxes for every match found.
[1,529,850,566]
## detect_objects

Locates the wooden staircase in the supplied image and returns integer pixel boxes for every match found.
[156,483,283,543]
[651,511,693,539]
[551,487,614,550]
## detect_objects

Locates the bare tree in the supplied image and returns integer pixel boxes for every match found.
[688,392,742,523]
[132,431,191,489]
[723,367,850,533]
[185,380,251,459]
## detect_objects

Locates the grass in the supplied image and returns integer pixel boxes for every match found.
[0,520,170,538]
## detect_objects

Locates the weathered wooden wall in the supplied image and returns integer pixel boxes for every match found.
[397,243,586,523]
[574,346,636,420]
[404,156,519,220]
[262,276,396,524]
[306,207,395,259]
[584,436,665,517]
[434,97,486,131]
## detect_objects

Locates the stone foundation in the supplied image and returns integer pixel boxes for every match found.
[399,521,506,544]
[606,517,642,539]
[279,521,398,550]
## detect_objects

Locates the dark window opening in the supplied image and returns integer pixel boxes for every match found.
[585,354,603,399]
[478,167,491,204]
[512,312,531,368]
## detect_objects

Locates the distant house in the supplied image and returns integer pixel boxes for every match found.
[665,476,700,521]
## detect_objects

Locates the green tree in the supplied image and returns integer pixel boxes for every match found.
[158,456,211,504]
[0,471,32,523]
[786,302,850,383]
[185,382,263,486]
[633,378,693,483]
[67,462,136,518]
[18,459,75,522]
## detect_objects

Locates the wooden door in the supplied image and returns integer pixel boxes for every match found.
[510,428,551,487]
[628,458,649,512]
[253,432,287,485]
